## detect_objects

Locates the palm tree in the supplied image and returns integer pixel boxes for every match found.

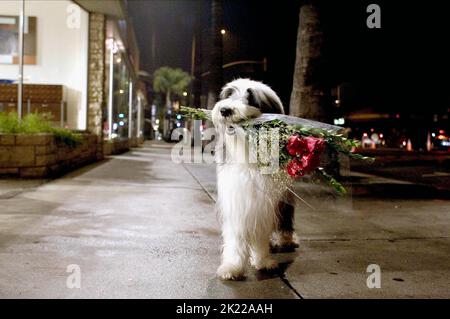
[153,67,192,110]
[289,0,332,123]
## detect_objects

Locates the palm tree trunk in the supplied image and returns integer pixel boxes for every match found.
[192,12,202,109]
[163,89,172,139]
[206,0,224,109]
[166,89,171,109]
[289,0,332,123]
[290,1,339,176]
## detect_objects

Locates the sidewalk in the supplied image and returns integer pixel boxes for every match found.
[351,149,450,194]
[0,141,449,298]
[0,141,294,298]
[185,158,450,298]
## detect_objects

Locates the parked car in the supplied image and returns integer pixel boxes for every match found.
[432,129,450,151]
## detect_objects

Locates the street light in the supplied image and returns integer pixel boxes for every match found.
[220,29,226,35]
[17,0,25,122]
[106,38,117,140]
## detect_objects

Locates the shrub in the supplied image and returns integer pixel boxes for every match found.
[0,112,82,147]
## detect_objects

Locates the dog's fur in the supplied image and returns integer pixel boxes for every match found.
[212,79,298,280]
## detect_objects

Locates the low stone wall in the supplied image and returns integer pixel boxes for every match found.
[128,137,145,148]
[102,138,130,156]
[0,133,101,178]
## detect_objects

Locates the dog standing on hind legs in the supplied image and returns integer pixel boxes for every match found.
[211,79,299,280]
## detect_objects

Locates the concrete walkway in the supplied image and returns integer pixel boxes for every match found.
[0,141,449,298]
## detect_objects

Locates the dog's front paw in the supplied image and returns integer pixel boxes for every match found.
[252,258,279,271]
[217,263,245,281]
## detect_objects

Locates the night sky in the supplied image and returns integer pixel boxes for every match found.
[128,0,450,116]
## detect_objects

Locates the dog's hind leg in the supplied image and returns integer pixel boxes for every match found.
[271,201,299,252]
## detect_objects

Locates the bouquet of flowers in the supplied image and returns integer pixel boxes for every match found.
[181,106,374,195]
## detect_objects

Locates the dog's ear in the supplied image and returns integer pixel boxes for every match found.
[219,86,235,100]
[246,88,284,114]
[246,88,260,110]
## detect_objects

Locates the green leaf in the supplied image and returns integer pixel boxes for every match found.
[316,168,347,196]
[180,106,211,121]
[153,67,192,97]
[0,112,82,147]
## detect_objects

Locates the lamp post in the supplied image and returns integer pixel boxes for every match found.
[128,81,133,139]
[107,38,117,140]
[17,0,25,121]
[137,95,142,139]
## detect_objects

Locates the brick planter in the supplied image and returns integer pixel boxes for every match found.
[103,138,130,156]
[0,133,102,178]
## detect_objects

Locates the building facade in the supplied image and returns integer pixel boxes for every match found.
[0,0,148,155]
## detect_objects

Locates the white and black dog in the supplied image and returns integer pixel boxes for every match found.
[212,78,298,280]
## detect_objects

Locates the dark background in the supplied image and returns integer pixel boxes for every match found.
[128,0,450,117]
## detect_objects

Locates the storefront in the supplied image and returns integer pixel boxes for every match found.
[0,0,89,130]
[0,0,147,149]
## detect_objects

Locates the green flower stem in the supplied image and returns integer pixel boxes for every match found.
[180,106,211,121]
[180,106,374,196]
[316,167,347,196]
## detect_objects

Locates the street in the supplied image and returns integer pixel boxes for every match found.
[0,141,449,298]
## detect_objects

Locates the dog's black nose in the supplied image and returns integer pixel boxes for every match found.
[220,107,233,117]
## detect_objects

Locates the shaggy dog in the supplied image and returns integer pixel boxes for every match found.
[212,79,298,280]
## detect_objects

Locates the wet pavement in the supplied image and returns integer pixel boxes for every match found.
[352,150,450,194]
[0,141,449,298]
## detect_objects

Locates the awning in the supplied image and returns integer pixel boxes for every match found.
[73,0,126,18]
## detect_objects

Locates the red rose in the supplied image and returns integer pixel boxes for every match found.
[303,136,326,153]
[286,135,307,156]
[286,159,305,178]
[301,152,321,173]
[285,135,325,177]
